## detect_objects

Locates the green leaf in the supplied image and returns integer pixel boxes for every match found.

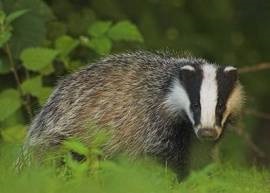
[108,21,143,42]
[91,130,110,147]
[21,76,42,93]
[39,63,55,76]
[0,58,11,74]
[1,0,54,58]
[63,139,89,156]
[5,9,28,24]
[0,109,25,128]
[87,37,112,55]
[64,153,89,176]
[21,76,52,105]
[1,124,26,143]
[39,64,55,76]
[35,87,52,105]
[20,47,58,71]
[0,10,6,24]
[88,21,112,37]
[68,60,84,72]
[0,89,21,121]
[55,35,79,59]
[0,31,11,47]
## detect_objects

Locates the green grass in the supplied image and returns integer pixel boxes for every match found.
[0,144,269,193]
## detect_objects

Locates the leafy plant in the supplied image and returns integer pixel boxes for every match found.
[20,48,58,72]
[82,20,143,55]
[1,143,270,193]
[0,2,144,146]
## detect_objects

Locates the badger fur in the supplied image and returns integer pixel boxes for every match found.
[22,51,244,178]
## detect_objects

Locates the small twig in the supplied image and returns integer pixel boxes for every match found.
[5,43,33,120]
[245,109,270,120]
[239,63,270,73]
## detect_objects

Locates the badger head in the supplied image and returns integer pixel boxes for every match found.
[165,62,244,141]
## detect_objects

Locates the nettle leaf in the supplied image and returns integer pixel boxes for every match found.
[63,139,89,156]
[0,10,6,24]
[88,21,112,37]
[0,89,21,121]
[0,58,11,74]
[55,35,79,59]
[21,76,52,104]
[0,31,11,47]
[0,108,25,128]
[88,37,112,55]
[1,0,54,58]
[21,76,42,93]
[39,63,55,76]
[35,87,52,105]
[64,153,89,176]
[91,130,110,147]
[1,124,26,143]
[20,48,58,71]
[108,21,143,42]
[5,9,28,24]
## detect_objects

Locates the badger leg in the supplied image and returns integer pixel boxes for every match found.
[162,121,193,181]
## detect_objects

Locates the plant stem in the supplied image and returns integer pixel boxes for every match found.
[5,43,33,120]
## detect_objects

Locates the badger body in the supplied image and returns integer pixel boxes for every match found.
[24,51,244,177]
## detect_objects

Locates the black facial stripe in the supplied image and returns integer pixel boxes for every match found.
[216,67,237,127]
[179,63,203,126]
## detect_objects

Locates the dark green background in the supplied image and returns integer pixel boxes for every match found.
[1,0,270,168]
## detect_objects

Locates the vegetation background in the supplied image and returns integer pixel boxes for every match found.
[0,0,270,193]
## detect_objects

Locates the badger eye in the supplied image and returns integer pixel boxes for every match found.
[217,102,224,112]
[192,103,200,111]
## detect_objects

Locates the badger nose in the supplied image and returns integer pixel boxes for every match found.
[197,128,218,141]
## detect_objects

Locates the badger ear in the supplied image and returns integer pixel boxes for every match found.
[180,65,195,71]
[179,65,196,82]
[224,66,238,81]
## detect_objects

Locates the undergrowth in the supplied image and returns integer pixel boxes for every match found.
[0,143,269,193]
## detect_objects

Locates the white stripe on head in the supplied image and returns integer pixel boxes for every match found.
[164,79,194,125]
[200,64,218,128]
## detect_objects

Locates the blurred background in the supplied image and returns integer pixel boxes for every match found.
[0,0,270,170]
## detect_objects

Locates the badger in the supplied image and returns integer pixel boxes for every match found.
[21,51,244,178]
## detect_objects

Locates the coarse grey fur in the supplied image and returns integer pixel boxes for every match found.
[20,51,241,178]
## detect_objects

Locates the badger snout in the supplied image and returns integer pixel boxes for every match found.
[196,128,219,141]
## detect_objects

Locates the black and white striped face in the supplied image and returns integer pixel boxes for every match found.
[166,62,243,141]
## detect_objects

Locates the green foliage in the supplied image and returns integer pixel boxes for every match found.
[0,30,11,47]
[87,36,112,55]
[0,9,28,47]
[55,35,79,59]
[0,89,21,121]
[0,58,10,74]
[83,20,143,55]
[5,9,28,24]
[179,164,270,193]
[0,144,270,193]
[20,48,58,72]
[0,5,144,143]
[21,76,52,104]
[108,21,144,42]
[0,1,270,191]
[88,21,112,37]
[63,139,89,156]
[1,0,54,58]
[1,124,26,143]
